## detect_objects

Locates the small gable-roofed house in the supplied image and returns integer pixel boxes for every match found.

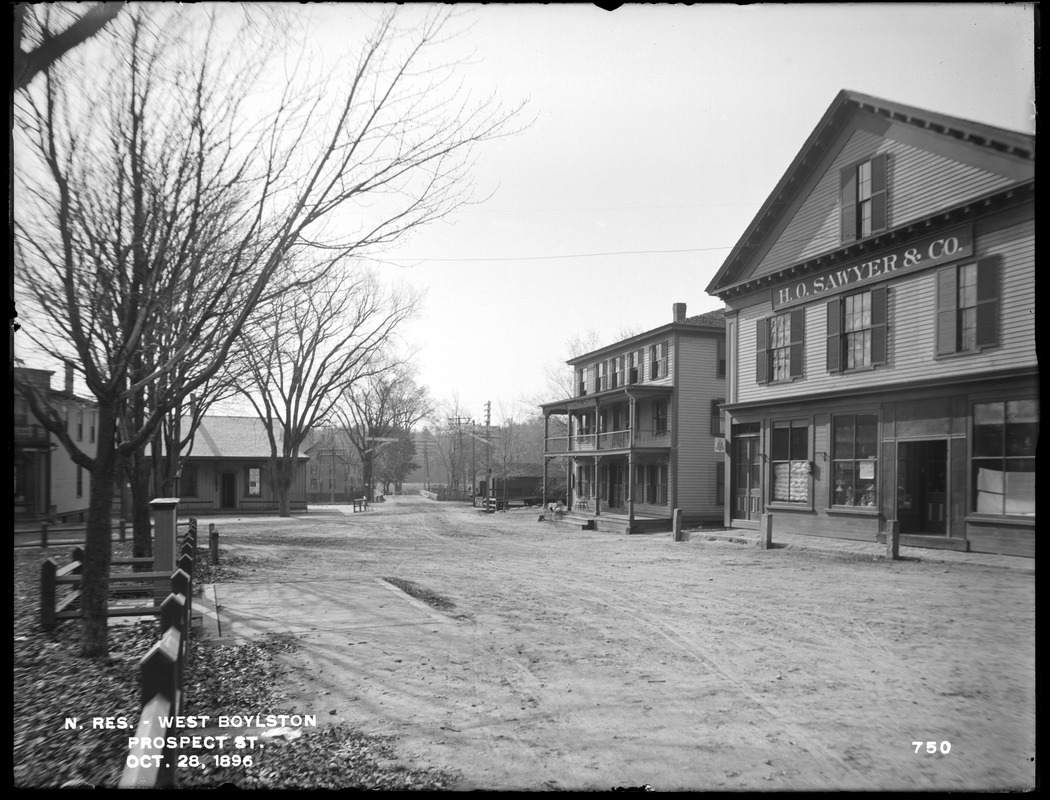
[705,90,1035,556]
[154,416,310,515]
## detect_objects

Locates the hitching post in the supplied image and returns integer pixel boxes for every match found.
[886,519,900,560]
[759,513,773,549]
[209,523,219,566]
[672,508,684,541]
[150,498,180,604]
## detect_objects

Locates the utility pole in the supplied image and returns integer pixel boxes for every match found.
[485,401,492,503]
[447,416,471,493]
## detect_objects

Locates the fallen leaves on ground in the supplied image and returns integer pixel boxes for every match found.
[13,545,458,789]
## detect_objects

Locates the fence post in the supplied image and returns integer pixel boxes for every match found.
[119,516,127,542]
[41,558,57,629]
[150,498,180,604]
[41,522,48,549]
[209,523,218,565]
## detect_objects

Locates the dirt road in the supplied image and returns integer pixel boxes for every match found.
[203,494,1035,791]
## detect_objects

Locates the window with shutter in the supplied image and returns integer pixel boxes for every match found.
[710,399,724,436]
[841,154,888,243]
[827,288,888,371]
[935,257,999,355]
[758,312,804,383]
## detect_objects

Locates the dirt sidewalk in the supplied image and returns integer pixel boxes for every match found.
[199,495,1035,791]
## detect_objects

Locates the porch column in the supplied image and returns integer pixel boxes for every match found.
[593,455,601,517]
[627,449,635,530]
[542,455,548,508]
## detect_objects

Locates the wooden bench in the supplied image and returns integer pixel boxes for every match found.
[353,497,370,512]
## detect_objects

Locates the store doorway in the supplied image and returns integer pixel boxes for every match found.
[732,430,762,523]
[896,440,947,534]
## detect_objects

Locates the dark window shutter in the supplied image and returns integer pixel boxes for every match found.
[755,318,769,384]
[870,286,888,365]
[935,267,958,355]
[975,256,999,348]
[710,399,723,436]
[826,298,842,372]
[840,166,857,243]
[870,154,888,233]
[789,308,805,378]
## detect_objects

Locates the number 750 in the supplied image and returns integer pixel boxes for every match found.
[913,741,951,754]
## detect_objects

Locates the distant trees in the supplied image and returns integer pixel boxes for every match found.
[235,265,421,515]
[12,4,521,657]
[335,366,433,501]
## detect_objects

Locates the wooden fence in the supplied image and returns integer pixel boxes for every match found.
[119,519,198,788]
[40,520,198,629]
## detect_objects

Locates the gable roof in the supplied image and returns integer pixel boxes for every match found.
[567,307,725,366]
[158,416,307,460]
[705,89,1035,297]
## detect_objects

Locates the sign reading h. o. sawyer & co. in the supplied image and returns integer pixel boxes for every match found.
[770,225,973,310]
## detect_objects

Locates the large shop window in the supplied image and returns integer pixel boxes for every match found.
[826,288,887,372]
[755,309,803,384]
[840,154,887,242]
[832,414,879,507]
[936,258,999,355]
[770,420,810,504]
[972,399,1036,516]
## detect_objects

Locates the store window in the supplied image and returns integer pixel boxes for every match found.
[841,154,888,242]
[756,310,803,384]
[831,414,879,507]
[770,419,810,504]
[827,288,887,372]
[247,467,262,496]
[972,399,1036,516]
[936,258,999,355]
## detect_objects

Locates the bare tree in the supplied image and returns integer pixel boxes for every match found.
[13,2,125,94]
[334,364,434,501]
[236,264,421,515]
[13,4,522,657]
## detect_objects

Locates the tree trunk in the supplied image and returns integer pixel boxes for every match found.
[80,406,120,657]
[270,457,295,518]
[128,450,154,565]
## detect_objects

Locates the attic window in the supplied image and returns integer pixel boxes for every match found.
[840,154,887,242]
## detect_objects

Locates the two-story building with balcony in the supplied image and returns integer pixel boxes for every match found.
[541,304,726,532]
[705,90,1035,556]
[14,364,98,522]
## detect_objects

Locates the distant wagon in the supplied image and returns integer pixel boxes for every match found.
[474,476,546,511]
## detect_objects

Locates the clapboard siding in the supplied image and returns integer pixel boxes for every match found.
[673,336,725,515]
[754,124,1020,279]
[736,216,1034,405]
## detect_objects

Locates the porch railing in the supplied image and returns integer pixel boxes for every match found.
[544,427,671,454]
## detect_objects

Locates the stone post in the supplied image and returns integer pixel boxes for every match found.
[886,518,900,560]
[759,512,773,549]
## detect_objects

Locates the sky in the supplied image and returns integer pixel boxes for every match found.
[304,2,1035,424]
[14,3,1035,428]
